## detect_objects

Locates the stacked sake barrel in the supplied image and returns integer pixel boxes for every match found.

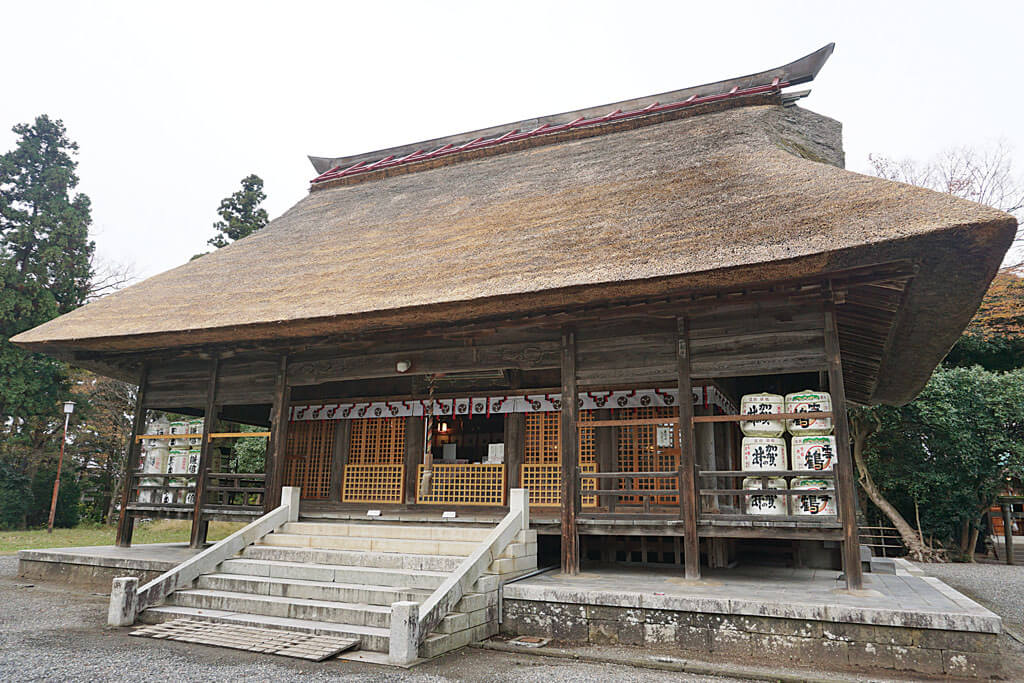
[738,391,836,517]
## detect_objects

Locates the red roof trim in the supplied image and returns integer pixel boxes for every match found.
[310,78,789,186]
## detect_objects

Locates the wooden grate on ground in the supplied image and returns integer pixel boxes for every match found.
[283,420,336,499]
[341,463,405,503]
[130,618,358,661]
[349,417,405,464]
[417,463,506,506]
[520,463,597,507]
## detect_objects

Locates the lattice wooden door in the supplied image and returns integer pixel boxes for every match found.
[342,418,406,503]
[616,406,680,505]
[283,420,337,499]
[521,411,596,506]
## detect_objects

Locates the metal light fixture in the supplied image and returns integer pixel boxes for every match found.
[395,360,411,373]
[47,401,76,533]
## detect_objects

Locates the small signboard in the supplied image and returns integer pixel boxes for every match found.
[367,509,382,517]
[442,510,457,519]
[656,425,674,448]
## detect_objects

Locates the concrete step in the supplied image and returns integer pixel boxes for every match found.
[280,521,494,543]
[199,571,497,614]
[241,544,468,573]
[196,573,430,606]
[167,588,394,628]
[138,605,453,654]
[258,532,480,556]
[166,588,476,635]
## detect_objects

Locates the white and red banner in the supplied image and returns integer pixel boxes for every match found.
[289,386,736,421]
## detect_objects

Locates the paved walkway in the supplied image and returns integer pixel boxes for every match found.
[0,556,740,682]
[506,565,1000,632]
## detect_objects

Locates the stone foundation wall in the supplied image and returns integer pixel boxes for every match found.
[19,558,169,592]
[501,599,1001,679]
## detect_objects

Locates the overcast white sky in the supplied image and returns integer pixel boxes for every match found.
[1,1,1021,280]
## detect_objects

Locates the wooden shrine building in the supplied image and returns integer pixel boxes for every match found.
[12,45,1016,590]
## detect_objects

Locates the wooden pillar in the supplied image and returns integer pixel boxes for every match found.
[264,356,291,512]
[824,305,864,590]
[560,327,580,575]
[505,412,525,491]
[677,317,700,580]
[190,358,220,549]
[329,419,351,502]
[404,417,425,504]
[1003,503,1015,565]
[595,409,616,512]
[116,365,149,548]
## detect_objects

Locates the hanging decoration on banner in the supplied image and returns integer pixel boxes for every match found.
[289,385,736,421]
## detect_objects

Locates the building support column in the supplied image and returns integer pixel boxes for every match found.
[330,419,351,502]
[264,356,291,512]
[505,412,525,492]
[404,417,424,504]
[594,409,616,512]
[824,305,865,591]
[190,358,220,549]
[560,327,580,575]
[116,365,149,548]
[677,317,700,580]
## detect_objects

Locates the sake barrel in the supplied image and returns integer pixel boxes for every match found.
[740,437,788,471]
[792,477,836,516]
[169,420,189,448]
[739,393,785,437]
[187,418,204,447]
[742,476,788,515]
[791,435,836,472]
[785,390,833,435]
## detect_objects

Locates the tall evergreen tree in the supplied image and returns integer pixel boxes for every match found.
[0,115,93,468]
[207,174,268,248]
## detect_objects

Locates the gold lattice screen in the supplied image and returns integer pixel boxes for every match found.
[616,406,680,505]
[524,410,594,464]
[283,420,337,500]
[348,418,406,464]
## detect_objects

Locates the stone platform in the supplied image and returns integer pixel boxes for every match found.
[18,543,203,590]
[501,564,1003,678]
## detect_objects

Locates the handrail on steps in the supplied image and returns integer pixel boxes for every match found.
[388,488,530,665]
[107,486,301,626]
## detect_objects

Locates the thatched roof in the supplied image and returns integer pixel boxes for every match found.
[11,47,1016,405]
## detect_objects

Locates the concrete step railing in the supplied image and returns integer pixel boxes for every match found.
[108,486,301,626]
[389,488,530,665]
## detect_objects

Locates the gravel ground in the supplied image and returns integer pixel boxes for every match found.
[917,559,1024,628]
[0,556,737,683]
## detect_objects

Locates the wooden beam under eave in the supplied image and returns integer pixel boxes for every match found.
[560,328,580,575]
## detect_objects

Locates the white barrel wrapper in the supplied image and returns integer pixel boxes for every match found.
[791,435,836,472]
[739,393,785,437]
[785,390,833,435]
[741,437,788,471]
[743,476,788,515]
[792,477,836,515]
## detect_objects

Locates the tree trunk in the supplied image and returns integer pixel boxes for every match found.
[850,412,941,562]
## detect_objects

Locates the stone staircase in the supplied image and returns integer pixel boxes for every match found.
[137,520,538,661]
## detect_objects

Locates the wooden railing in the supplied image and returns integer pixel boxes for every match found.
[698,470,839,523]
[130,472,199,508]
[204,472,266,510]
[578,469,683,517]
